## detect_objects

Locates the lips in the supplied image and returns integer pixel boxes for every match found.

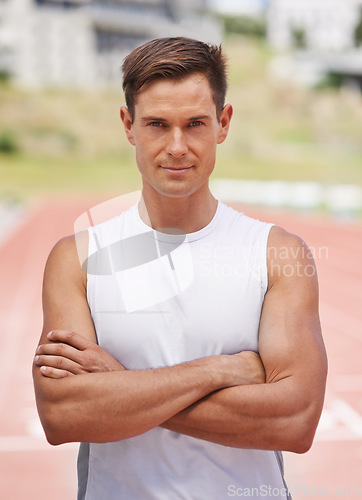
[160,165,193,171]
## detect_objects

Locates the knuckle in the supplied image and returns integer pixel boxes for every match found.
[55,343,65,355]
[55,356,64,368]
[68,331,76,342]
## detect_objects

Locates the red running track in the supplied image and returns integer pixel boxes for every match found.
[0,198,361,499]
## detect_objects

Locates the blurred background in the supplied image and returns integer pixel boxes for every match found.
[0,0,361,498]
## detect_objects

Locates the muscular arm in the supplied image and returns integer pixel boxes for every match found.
[33,234,255,445]
[161,227,328,453]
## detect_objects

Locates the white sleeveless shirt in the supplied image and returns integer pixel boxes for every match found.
[78,200,290,500]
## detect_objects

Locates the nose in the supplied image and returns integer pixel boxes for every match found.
[165,127,188,157]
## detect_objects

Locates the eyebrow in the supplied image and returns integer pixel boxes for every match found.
[189,115,211,121]
[140,115,211,122]
[140,117,167,122]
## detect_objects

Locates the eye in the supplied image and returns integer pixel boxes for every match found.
[148,122,164,127]
[189,121,204,128]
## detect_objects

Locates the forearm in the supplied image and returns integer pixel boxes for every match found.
[161,378,322,453]
[34,356,230,445]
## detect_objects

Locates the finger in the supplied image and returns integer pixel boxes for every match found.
[47,330,94,351]
[37,342,85,365]
[39,365,74,379]
[34,354,86,375]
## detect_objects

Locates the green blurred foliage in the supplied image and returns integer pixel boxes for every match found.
[314,73,345,91]
[221,14,266,39]
[0,70,10,84]
[0,130,19,154]
[291,27,307,49]
[354,7,362,46]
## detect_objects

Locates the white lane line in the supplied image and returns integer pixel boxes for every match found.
[315,430,362,442]
[0,417,78,452]
[330,398,362,436]
[315,397,362,441]
[0,436,78,452]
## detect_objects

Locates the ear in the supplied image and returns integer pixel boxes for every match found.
[120,106,135,146]
[217,104,233,145]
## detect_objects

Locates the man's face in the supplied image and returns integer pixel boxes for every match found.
[121,73,232,199]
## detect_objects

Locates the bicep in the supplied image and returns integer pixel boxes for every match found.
[41,231,96,344]
[34,232,96,396]
[258,227,327,405]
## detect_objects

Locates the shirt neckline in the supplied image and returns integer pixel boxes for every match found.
[130,199,224,243]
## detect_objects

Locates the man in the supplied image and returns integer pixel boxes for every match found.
[33,37,327,499]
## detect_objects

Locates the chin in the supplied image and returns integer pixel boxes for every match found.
[142,172,207,199]
[156,182,201,199]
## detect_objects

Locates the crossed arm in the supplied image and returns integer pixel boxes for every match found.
[32,226,327,452]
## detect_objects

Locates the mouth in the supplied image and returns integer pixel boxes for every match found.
[160,165,194,173]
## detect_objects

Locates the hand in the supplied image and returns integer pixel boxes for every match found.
[231,350,266,385]
[34,330,125,379]
[215,350,266,388]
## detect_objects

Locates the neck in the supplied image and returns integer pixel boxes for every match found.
[139,185,218,234]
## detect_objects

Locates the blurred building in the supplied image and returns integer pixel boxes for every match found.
[267,0,362,51]
[267,0,362,91]
[209,0,266,17]
[0,0,221,88]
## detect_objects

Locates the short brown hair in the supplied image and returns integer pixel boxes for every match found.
[122,37,228,121]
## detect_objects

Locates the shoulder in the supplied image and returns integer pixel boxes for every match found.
[268,225,309,255]
[47,231,88,266]
[267,226,317,290]
[44,231,89,289]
